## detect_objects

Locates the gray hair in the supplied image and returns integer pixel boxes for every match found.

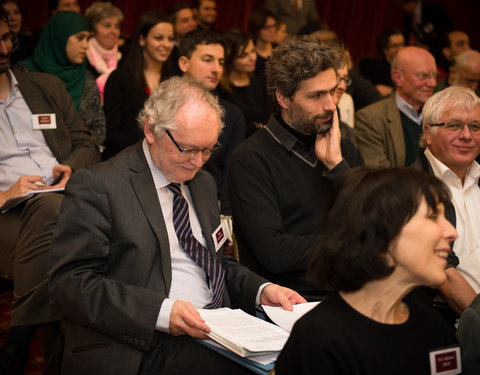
[266,35,342,99]
[85,1,124,27]
[422,86,480,135]
[137,76,224,139]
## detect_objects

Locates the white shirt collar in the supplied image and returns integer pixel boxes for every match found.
[142,139,171,190]
[395,92,422,124]
[424,147,480,188]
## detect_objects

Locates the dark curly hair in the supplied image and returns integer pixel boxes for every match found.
[309,167,451,292]
[266,35,342,99]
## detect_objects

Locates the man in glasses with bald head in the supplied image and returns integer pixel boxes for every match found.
[355,46,437,168]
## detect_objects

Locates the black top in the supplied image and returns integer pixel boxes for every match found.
[276,292,458,375]
[203,98,246,215]
[228,114,364,300]
[254,54,268,82]
[11,33,35,67]
[358,57,393,87]
[347,68,382,110]
[399,110,423,166]
[218,76,273,137]
[103,65,148,159]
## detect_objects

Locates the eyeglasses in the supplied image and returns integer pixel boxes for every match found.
[338,76,352,87]
[165,130,221,157]
[0,32,13,44]
[401,70,438,81]
[429,120,480,133]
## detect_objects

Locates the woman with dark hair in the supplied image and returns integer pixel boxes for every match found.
[219,28,272,137]
[1,0,34,64]
[103,10,174,159]
[16,11,106,147]
[276,167,459,375]
[248,8,277,79]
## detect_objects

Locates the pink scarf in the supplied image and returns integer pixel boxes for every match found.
[86,37,121,103]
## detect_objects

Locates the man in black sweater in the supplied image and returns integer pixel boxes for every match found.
[228,36,363,301]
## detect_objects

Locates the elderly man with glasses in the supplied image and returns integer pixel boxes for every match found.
[48,76,305,375]
[355,46,437,168]
[415,86,480,319]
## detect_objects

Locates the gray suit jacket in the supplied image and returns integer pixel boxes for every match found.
[14,70,100,169]
[355,94,405,168]
[48,142,266,374]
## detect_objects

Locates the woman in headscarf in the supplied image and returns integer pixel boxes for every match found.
[17,11,106,147]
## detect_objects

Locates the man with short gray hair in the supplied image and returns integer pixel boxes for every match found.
[229,36,363,301]
[415,85,479,317]
[48,76,305,375]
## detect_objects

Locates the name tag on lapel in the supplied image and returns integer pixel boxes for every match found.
[212,222,227,252]
[32,113,57,130]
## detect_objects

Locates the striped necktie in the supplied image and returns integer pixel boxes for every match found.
[167,183,225,308]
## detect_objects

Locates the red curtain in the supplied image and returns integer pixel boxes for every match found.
[16,0,479,64]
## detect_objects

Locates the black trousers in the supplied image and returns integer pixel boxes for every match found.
[139,332,255,375]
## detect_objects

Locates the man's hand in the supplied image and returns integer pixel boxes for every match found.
[260,284,307,312]
[50,164,72,188]
[0,175,46,206]
[169,300,211,339]
[315,109,343,170]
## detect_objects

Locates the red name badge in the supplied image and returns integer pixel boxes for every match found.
[38,115,51,125]
[32,113,57,129]
[212,223,227,252]
[429,346,461,375]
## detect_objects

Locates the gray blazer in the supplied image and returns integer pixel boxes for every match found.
[48,143,266,374]
[355,94,406,168]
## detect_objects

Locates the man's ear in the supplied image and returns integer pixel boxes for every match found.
[391,69,402,88]
[275,89,289,110]
[143,120,156,145]
[424,124,433,146]
[178,56,189,73]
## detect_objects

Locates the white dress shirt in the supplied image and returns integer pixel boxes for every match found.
[142,141,213,332]
[425,148,480,292]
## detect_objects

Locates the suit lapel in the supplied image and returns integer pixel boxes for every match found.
[386,95,406,166]
[187,175,217,256]
[129,144,172,293]
[15,71,63,161]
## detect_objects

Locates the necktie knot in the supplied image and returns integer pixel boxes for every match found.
[167,183,182,196]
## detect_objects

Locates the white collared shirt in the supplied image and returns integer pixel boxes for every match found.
[425,148,480,292]
[142,141,213,332]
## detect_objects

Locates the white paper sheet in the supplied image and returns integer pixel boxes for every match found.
[262,302,320,332]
